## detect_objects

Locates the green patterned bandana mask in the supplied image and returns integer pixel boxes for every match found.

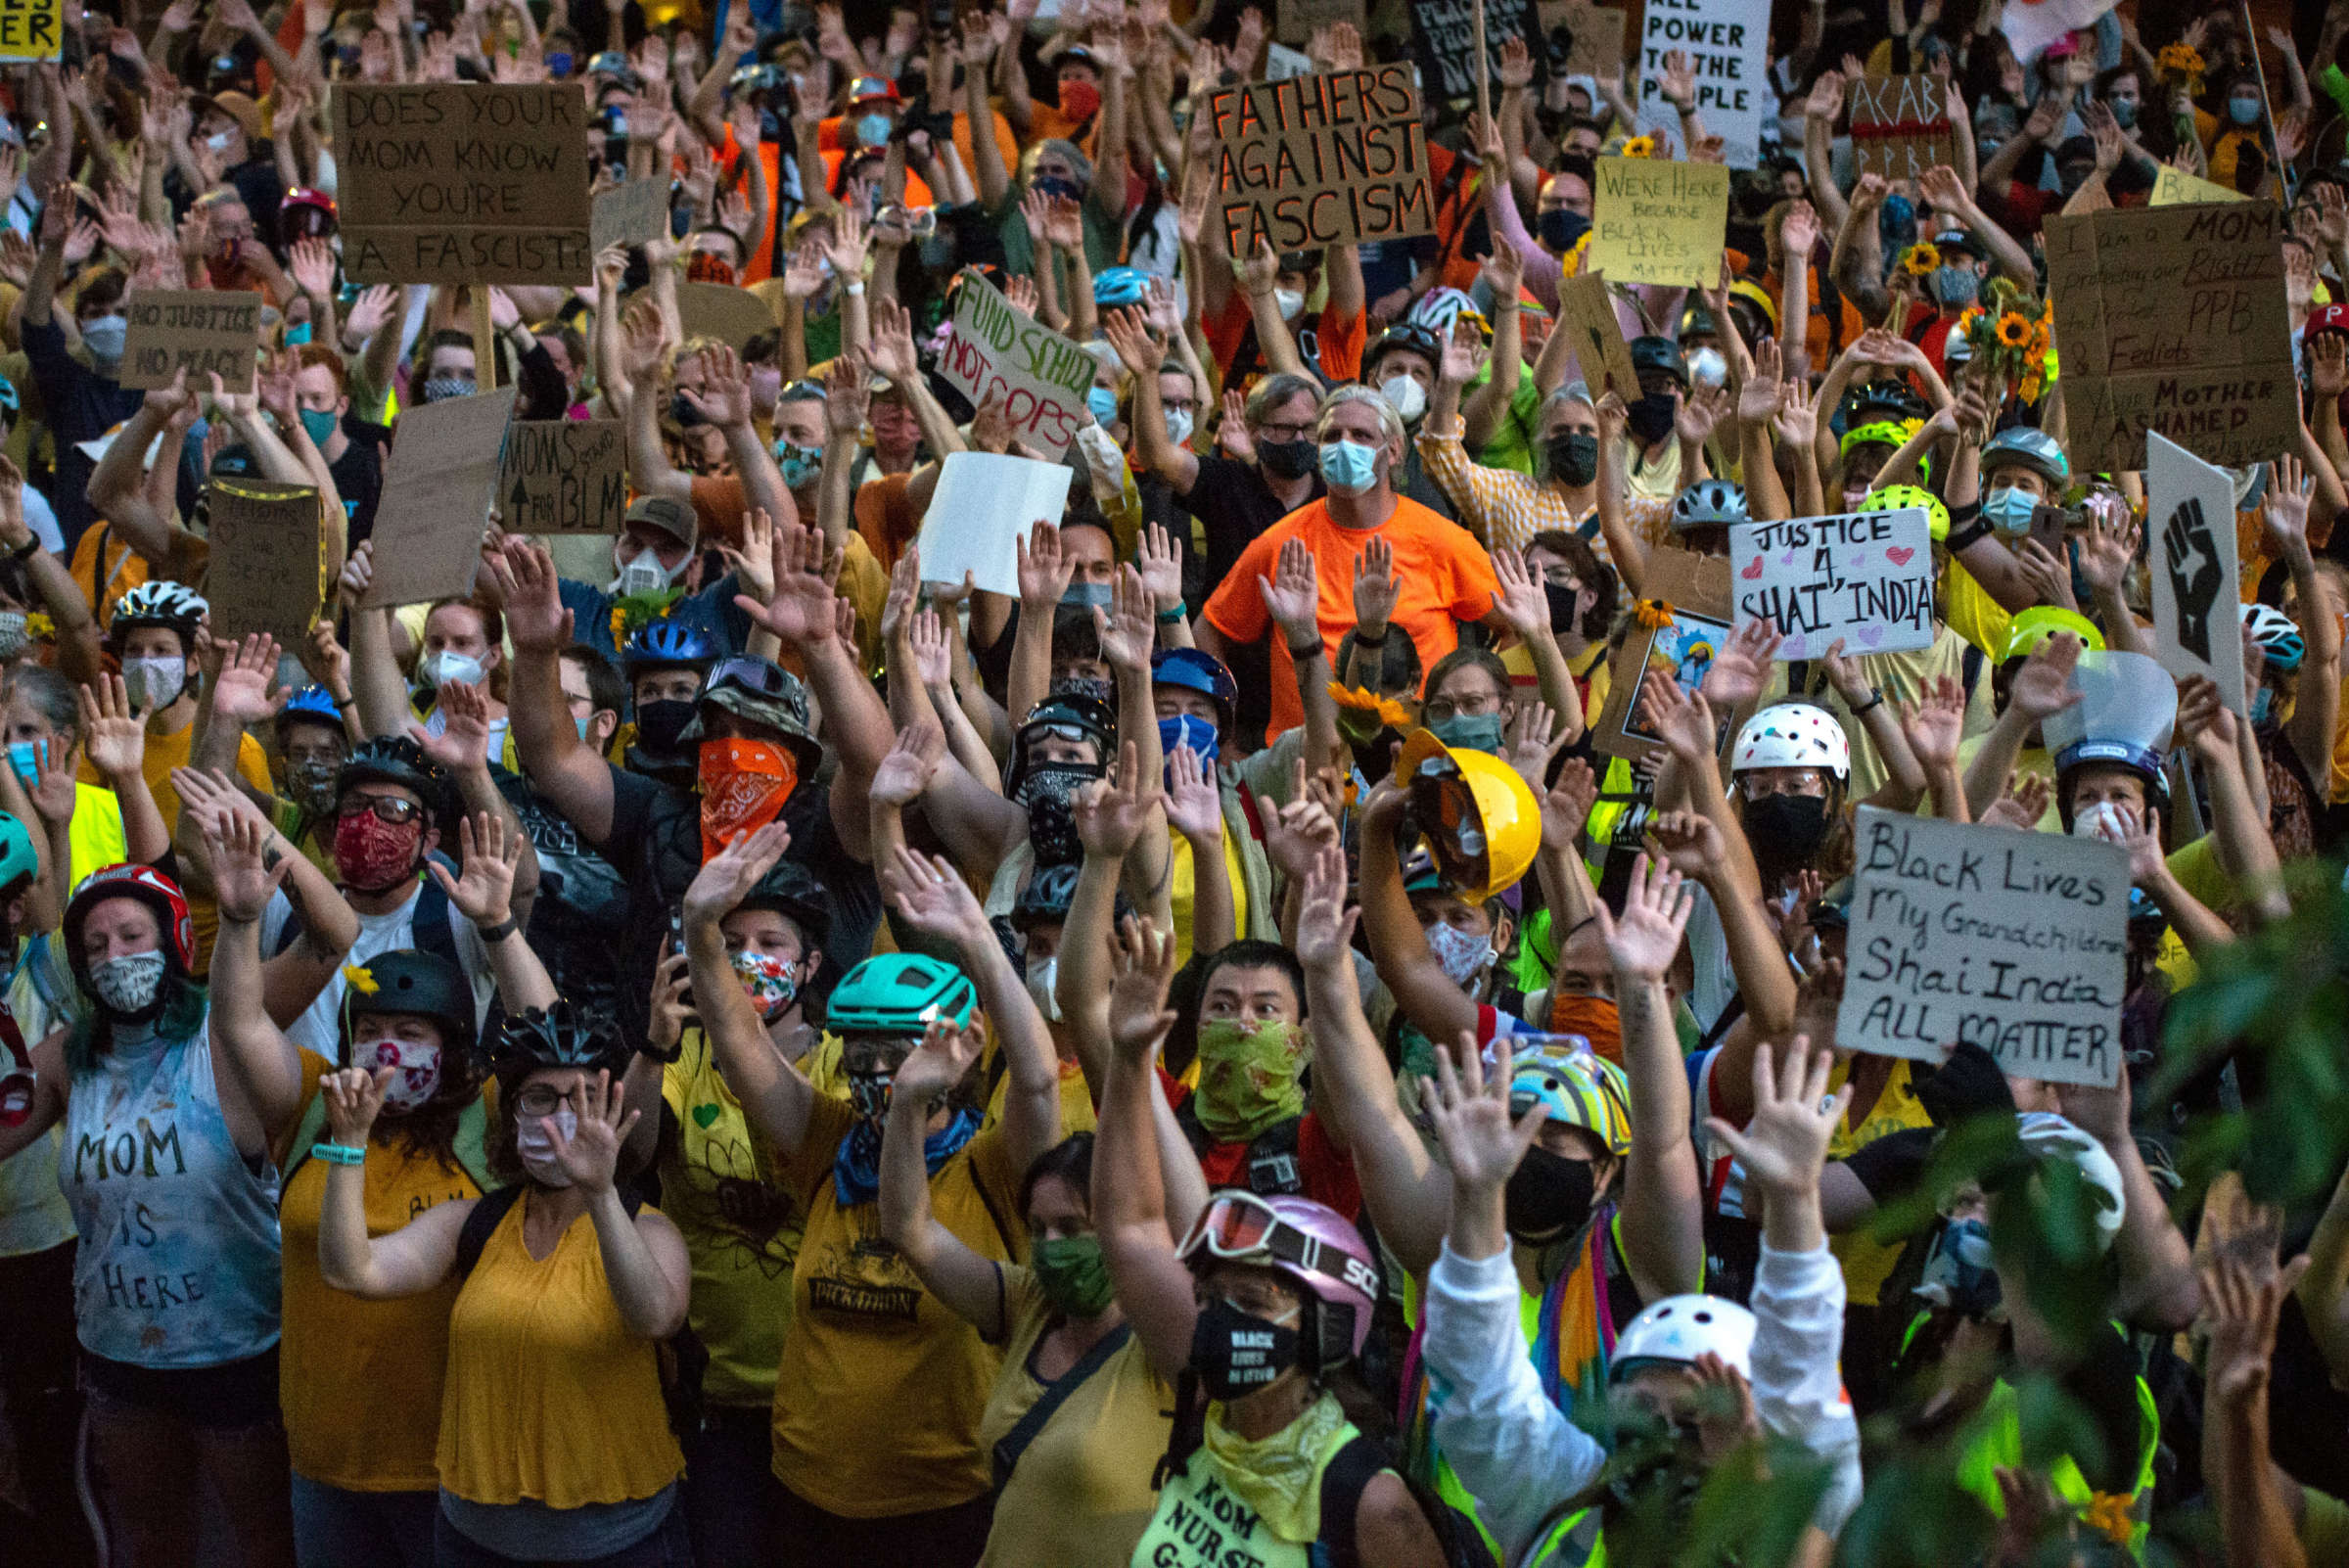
[1193,1019,1308,1143]
[1031,1233,1115,1317]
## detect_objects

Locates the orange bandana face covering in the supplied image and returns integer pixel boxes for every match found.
[699,739,799,861]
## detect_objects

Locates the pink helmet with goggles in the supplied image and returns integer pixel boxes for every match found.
[1177,1191,1381,1365]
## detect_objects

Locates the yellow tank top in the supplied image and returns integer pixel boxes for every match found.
[437,1197,685,1508]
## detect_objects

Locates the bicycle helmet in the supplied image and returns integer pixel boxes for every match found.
[737,858,832,952]
[622,619,717,675]
[1840,377,1929,425]
[1839,418,1917,456]
[1732,703,1850,782]
[1093,266,1149,307]
[1998,605,2104,664]
[1858,483,1949,542]
[280,186,338,238]
[0,811,35,895]
[1176,1191,1382,1365]
[1981,426,2069,487]
[280,684,344,730]
[825,952,978,1036]
[1150,647,1237,730]
[342,948,478,1062]
[0,374,19,416]
[1011,862,1082,930]
[64,863,196,982]
[1611,1294,1758,1382]
[1670,479,1749,532]
[2241,602,2306,673]
[1005,692,1116,798]
[338,736,457,834]
[1629,335,1687,387]
[111,580,207,651]
[1406,286,1486,337]
[1509,1046,1633,1156]
[2014,1111,2126,1254]
[488,1000,631,1084]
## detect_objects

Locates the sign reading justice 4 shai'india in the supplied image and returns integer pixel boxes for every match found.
[1206,65,1434,254]
[334,84,593,287]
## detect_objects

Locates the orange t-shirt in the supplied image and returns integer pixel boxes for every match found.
[853,470,919,570]
[1202,495,1498,739]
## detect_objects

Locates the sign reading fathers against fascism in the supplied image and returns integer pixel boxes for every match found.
[0,0,64,62]
[1205,65,1434,254]
[334,84,593,287]
[499,420,625,534]
[1837,807,2128,1087]
[120,291,262,392]
[1586,156,1729,288]
[1728,508,1936,660]
[1637,0,1768,167]
[940,271,1095,461]
[2044,201,2295,473]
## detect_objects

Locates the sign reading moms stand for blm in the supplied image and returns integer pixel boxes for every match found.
[1205,65,1434,254]
[1586,157,1729,288]
[2044,201,2295,473]
[499,420,624,535]
[1728,508,1935,660]
[206,478,330,651]
[940,271,1094,461]
[1637,0,1767,167]
[334,84,592,287]
[121,291,262,392]
[1837,807,2128,1087]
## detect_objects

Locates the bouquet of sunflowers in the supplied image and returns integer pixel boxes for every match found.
[1952,275,2054,404]
[2155,41,2205,100]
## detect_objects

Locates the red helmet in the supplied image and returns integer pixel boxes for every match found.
[2308,303,2349,343]
[281,186,338,240]
[65,863,196,980]
[1178,1191,1381,1366]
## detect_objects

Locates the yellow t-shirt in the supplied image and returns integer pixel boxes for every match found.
[764,1094,1025,1518]
[2303,1486,2349,1561]
[1168,818,1251,971]
[975,1268,1172,1568]
[1828,1055,1933,1308]
[64,779,128,892]
[1939,555,2012,661]
[658,1026,804,1410]
[279,1049,486,1492]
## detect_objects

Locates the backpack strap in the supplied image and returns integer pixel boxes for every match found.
[1313,1434,1394,1568]
[990,1321,1132,1491]
[449,1096,493,1195]
[281,1089,333,1193]
[453,1183,526,1281]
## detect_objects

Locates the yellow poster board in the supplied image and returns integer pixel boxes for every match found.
[2149,165,2247,208]
[1585,156,1728,289]
[0,0,64,61]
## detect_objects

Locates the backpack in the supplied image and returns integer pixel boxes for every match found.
[272,870,463,975]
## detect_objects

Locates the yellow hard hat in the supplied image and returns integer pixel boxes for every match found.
[1999,605,2105,664]
[1398,729,1540,904]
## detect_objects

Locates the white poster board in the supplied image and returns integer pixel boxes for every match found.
[1635,0,1768,168]
[2145,431,2248,717]
[1728,508,1935,660]
[1837,807,2129,1086]
[914,452,1077,599]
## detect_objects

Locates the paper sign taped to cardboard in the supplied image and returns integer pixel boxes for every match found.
[1586,157,1729,288]
[0,0,66,65]
[1205,65,1435,254]
[1637,0,1767,166]
[499,419,625,535]
[335,84,593,286]
[1555,273,1640,397]
[674,281,778,348]
[362,385,520,608]
[914,452,1076,599]
[938,272,1095,460]
[591,176,672,254]
[205,478,330,650]
[1591,547,1734,763]
[1406,0,1538,104]
[1837,807,2128,1085]
[121,291,263,392]
[1848,75,1955,180]
[2145,431,2248,716]
[2044,202,2295,472]
[2149,164,2247,208]
[1728,508,1936,660]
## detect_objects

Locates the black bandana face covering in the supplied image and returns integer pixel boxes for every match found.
[1018,763,1101,866]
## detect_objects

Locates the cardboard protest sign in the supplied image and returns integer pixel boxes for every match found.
[1406,0,1537,105]
[1847,75,1955,180]
[498,420,625,535]
[1728,508,1936,660]
[675,282,778,347]
[1553,273,1640,397]
[1637,0,1768,167]
[361,385,520,608]
[1536,2,1626,76]
[1591,548,1733,764]
[1837,807,2128,1086]
[1585,157,1729,288]
[120,291,263,392]
[938,272,1095,460]
[590,176,671,254]
[335,84,593,287]
[915,453,1076,598]
[205,478,331,649]
[2044,202,2294,473]
[1278,0,1365,46]
[2145,431,2248,716]
[0,0,64,62]
[2149,164,2247,208]
[1204,65,1435,255]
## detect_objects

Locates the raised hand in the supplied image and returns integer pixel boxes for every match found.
[891,1013,987,1111]
[1261,775,1340,883]
[1015,520,1075,613]
[1091,565,1157,672]
[1642,807,1723,879]
[1164,745,1221,843]
[426,813,522,927]
[481,538,571,653]
[879,845,991,950]
[870,719,944,807]
[1638,667,1720,767]
[410,676,494,775]
[2007,631,2084,722]
[682,820,793,925]
[1291,838,1359,972]
[1425,1034,1546,1194]
[1541,757,1599,850]
[1137,522,1185,618]
[203,807,292,924]
[80,674,146,778]
[208,632,288,725]
[1500,702,1566,784]
[1352,536,1399,636]
[2077,505,2141,599]
[735,519,841,650]
[545,1071,637,1195]
[2263,452,2313,556]
[1980,770,2051,831]
[1898,674,1967,773]
[1702,1034,1846,1198]
[1256,536,1320,648]
[1487,546,1550,644]
[1591,851,1694,981]
[321,1065,392,1146]
[865,297,923,385]
[1072,740,1160,859]
[1701,616,1781,709]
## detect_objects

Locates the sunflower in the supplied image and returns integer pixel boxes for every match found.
[1633,598,1677,630]
[1995,311,2033,348]
[1902,242,1941,277]
[1620,135,1657,159]
[342,963,380,996]
[2157,42,2204,77]
[23,612,51,638]
[2083,1493,2136,1548]
[1328,683,1413,743]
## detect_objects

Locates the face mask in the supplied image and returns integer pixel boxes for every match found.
[82,314,128,363]
[613,543,686,598]
[1538,208,1589,252]
[1915,1216,2003,1318]
[299,406,339,446]
[1424,919,1494,988]
[1544,431,1599,486]
[1021,762,1102,865]
[1158,713,1220,765]
[334,807,424,892]
[2071,800,2132,843]
[353,1031,442,1111]
[1258,438,1314,480]
[205,129,234,152]
[2229,97,2261,126]
[1983,485,2039,535]
[1503,1143,1597,1242]
[1086,386,1121,425]
[5,739,39,792]
[730,948,799,1019]
[1192,1018,1307,1143]
[1025,954,1062,1023]
[1686,347,1727,389]
[420,375,477,403]
[1189,1294,1302,1400]
[1054,674,1113,706]
[854,112,894,146]
[1060,582,1115,613]
[2249,685,2276,723]
[1930,265,1979,307]
[1379,374,1426,423]
[1626,391,1677,445]
[88,950,168,1016]
[1032,1232,1115,1316]
[1318,439,1380,496]
[283,321,314,346]
[670,392,705,428]
[1058,79,1102,122]
[516,1104,578,1186]
[1546,992,1624,1061]
[775,440,823,489]
[1165,407,1195,447]
[422,650,485,689]
[1429,712,1504,754]
[846,1064,895,1122]
[1743,791,1832,871]
[2110,98,2138,129]
[123,655,187,713]
[1273,288,1305,322]
[1542,578,1585,632]
[632,698,696,756]
[546,49,574,75]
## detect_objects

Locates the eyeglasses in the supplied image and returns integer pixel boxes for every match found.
[1738,770,1828,801]
[338,795,423,825]
[515,1084,588,1118]
[1422,690,1504,724]
[1255,420,1312,442]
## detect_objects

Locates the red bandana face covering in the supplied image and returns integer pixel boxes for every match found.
[335,811,424,892]
[700,739,800,861]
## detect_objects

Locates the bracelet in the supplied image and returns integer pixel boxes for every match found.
[478,916,520,943]
[1850,688,1885,716]
[1287,638,1323,661]
[1154,603,1187,623]
[333,693,356,711]
[844,281,865,296]
[1944,516,1993,553]
[6,535,36,564]
[635,1037,683,1065]
[309,1140,365,1166]
[1352,629,1388,648]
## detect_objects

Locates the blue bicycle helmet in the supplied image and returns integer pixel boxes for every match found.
[1981,426,2069,486]
[281,684,342,729]
[0,375,19,416]
[0,811,34,895]
[2241,602,2306,672]
[1093,266,1149,307]
[1150,647,1237,728]
[1671,479,1749,531]
[623,620,716,675]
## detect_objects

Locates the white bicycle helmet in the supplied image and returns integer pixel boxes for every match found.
[2014,1112,2126,1255]
[1609,1293,1758,1382]
[1731,702,1851,782]
[112,579,209,628]
[2240,602,2306,673]
[1406,286,1485,336]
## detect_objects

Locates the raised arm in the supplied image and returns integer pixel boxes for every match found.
[1593,849,1705,1301]
[203,811,311,1151]
[483,538,614,845]
[681,822,818,1157]
[314,1067,475,1298]
[2261,458,2342,789]
[879,1013,1010,1334]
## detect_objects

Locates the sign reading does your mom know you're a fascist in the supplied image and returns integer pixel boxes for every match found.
[1206,64,1435,254]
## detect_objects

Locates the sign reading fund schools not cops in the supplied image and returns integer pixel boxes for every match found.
[1206,65,1434,254]
[1838,807,2128,1086]
[1728,508,1935,660]
[939,272,1094,460]
[334,84,593,286]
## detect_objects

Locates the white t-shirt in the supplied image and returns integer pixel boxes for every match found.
[259,878,495,1061]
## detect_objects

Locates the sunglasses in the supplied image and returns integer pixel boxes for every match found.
[338,795,423,825]
[1176,1191,1380,1299]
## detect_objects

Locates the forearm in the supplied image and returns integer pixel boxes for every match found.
[1616,968,1703,1297]
[586,1190,686,1337]
[317,1162,398,1294]
[1462,308,1520,451]
[102,760,169,864]
[1006,603,1055,726]
[1178,821,1234,954]
[1244,284,1308,378]
[207,910,303,1111]
[2138,862,2232,954]
[1698,848,1796,1037]
[1741,420,1791,523]
[345,609,415,740]
[2209,1389,2308,1568]
[898,378,966,463]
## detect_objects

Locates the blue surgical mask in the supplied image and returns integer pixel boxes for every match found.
[2229,97,2260,126]
[283,321,313,346]
[81,314,127,362]
[774,440,822,488]
[2110,98,2138,129]
[6,740,40,792]
[1318,438,1379,495]
[546,49,574,76]
[299,406,338,446]
[576,715,595,741]
[855,112,893,147]
[1086,386,1120,425]
[1984,485,2039,535]
[1429,713,1505,753]
[1158,713,1219,765]
[1931,265,1978,307]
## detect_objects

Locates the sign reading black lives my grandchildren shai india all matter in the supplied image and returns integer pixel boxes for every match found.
[1836,807,2129,1086]
[1206,64,1435,254]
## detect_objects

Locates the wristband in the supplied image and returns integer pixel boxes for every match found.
[334,694,356,711]
[1352,629,1388,648]
[6,535,36,565]
[844,281,865,296]
[309,1140,366,1166]
[1944,516,1993,553]
[1849,688,1885,716]
[478,916,520,944]
[1155,603,1187,623]
[1288,638,1324,661]
[635,1037,683,1065]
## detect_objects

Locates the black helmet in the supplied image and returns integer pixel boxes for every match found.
[341,948,477,1062]
[338,737,457,835]
[1629,335,1687,387]
[737,859,831,952]
[488,1000,631,1085]
[1012,861,1132,931]
[1842,377,1930,425]
[1004,693,1116,798]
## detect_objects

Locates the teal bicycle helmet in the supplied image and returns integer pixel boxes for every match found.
[825,952,978,1035]
[0,811,34,896]
[1981,426,2069,486]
